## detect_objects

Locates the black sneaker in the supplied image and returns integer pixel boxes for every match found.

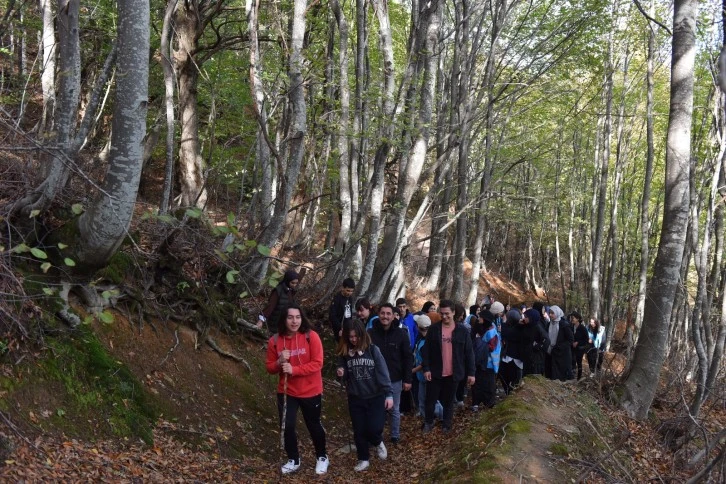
[390,437,400,444]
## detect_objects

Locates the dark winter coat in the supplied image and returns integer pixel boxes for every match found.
[368,319,413,384]
[547,319,574,381]
[328,293,354,338]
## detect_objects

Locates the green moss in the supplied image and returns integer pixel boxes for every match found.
[96,251,136,284]
[36,327,159,443]
[550,443,569,456]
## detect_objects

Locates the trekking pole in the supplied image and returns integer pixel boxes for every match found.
[281,373,288,450]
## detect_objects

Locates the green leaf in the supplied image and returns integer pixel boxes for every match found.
[83,315,94,325]
[244,239,257,248]
[29,209,40,218]
[64,258,76,267]
[185,208,202,219]
[30,247,48,259]
[227,212,235,227]
[57,243,68,249]
[56,408,65,417]
[257,244,271,256]
[226,270,239,284]
[98,311,114,324]
[71,203,84,215]
[40,262,52,273]
[101,290,112,300]
[13,243,29,253]
[238,291,249,299]
[42,287,55,296]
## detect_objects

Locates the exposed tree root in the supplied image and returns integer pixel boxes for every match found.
[205,336,251,372]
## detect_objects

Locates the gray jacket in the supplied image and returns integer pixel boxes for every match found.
[337,344,393,399]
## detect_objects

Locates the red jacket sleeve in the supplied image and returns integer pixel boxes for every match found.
[265,336,281,374]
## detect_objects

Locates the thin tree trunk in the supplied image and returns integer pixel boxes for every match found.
[160,0,177,214]
[590,1,616,320]
[632,0,657,354]
[39,0,55,135]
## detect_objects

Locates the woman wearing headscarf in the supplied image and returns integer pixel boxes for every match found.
[545,305,574,381]
[259,269,304,334]
[521,309,550,377]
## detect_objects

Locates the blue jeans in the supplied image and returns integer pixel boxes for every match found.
[389,380,402,439]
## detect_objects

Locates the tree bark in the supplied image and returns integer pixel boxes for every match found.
[74,0,149,270]
[39,0,55,135]
[159,0,178,214]
[174,2,208,208]
[620,0,697,421]
[631,0,657,356]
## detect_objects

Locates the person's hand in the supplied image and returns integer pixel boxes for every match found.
[424,371,432,382]
[588,339,593,344]
[278,349,290,365]
[256,320,263,329]
[281,362,293,375]
[384,398,394,410]
[336,367,344,378]
[338,329,342,337]
[467,376,475,386]
[403,383,412,391]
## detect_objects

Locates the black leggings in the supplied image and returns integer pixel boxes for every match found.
[277,393,327,461]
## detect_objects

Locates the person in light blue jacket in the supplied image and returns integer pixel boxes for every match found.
[586,317,605,377]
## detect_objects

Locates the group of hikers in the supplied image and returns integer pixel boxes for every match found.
[257,271,607,475]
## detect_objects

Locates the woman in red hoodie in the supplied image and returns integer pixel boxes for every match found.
[265,304,328,475]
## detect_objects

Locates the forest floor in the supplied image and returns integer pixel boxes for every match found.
[1,302,719,482]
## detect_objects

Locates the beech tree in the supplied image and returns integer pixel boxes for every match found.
[620,0,696,421]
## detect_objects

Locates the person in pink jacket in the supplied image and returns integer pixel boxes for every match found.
[265,304,328,475]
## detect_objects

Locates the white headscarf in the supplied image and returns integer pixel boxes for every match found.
[547,305,564,354]
[549,305,565,322]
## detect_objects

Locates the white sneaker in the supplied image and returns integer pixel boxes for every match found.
[376,441,387,460]
[315,456,329,475]
[354,460,370,472]
[281,459,300,474]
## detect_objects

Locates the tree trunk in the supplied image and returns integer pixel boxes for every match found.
[631,0,657,355]
[620,0,696,421]
[174,3,207,208]
[39,0,55,135]
[249,0,308,287]
[369,0,441,303]
[331,0,352,259]
[451,0,470,303]
[358,0,397,296]
[74,0,149,270]
[590,2,616,320]
[159,0,177,214]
